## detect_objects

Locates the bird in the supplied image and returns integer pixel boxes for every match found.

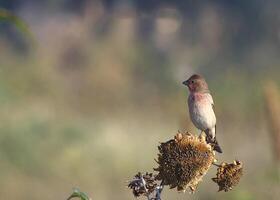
[182,74,222,153]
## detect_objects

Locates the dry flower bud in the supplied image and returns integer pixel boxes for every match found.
[212,160,243,192]
[128,172,157,197]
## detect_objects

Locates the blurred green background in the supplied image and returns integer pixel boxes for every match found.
[0,0,280,199]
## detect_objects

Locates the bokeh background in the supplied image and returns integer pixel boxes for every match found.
[0,0,280,199]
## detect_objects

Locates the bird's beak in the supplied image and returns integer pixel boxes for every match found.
[182,80,189,86]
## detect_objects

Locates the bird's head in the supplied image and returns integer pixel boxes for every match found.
[183,74,209,93]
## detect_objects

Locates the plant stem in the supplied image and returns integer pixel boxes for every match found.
[154,181,164,200]
[212,163,221,167]
[140,175,151,200]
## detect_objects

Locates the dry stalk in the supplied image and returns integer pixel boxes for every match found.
[263,81,280,168]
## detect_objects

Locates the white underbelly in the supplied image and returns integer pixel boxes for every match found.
[189,103,216,130]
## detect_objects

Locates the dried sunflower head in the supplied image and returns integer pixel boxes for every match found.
[212,160,243,192]
[154,131,215,192]
[128,172,157,197]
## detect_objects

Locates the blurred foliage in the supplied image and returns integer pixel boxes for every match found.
[0,1,280,200]
[0,8,34,44]
[229,190,255,200]
[67,188,91,200]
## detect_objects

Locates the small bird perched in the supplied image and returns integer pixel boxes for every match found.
[183,74,222,153]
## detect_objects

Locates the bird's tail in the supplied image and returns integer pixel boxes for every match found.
[205,127,223,153]
[211,137,223,153]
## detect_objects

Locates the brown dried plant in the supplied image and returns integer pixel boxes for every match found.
[212,160,243,192]
[263,81,280,163]
[155,131,215,192]
[128,172,158,198]
[128,132,243,199]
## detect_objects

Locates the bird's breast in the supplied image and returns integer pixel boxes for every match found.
[188,93,216,130]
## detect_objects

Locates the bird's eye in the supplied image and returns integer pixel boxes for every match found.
[191,80,194,83]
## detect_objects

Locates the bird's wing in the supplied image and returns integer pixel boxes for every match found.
[206,93,214,109]
[206,93,217,137]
